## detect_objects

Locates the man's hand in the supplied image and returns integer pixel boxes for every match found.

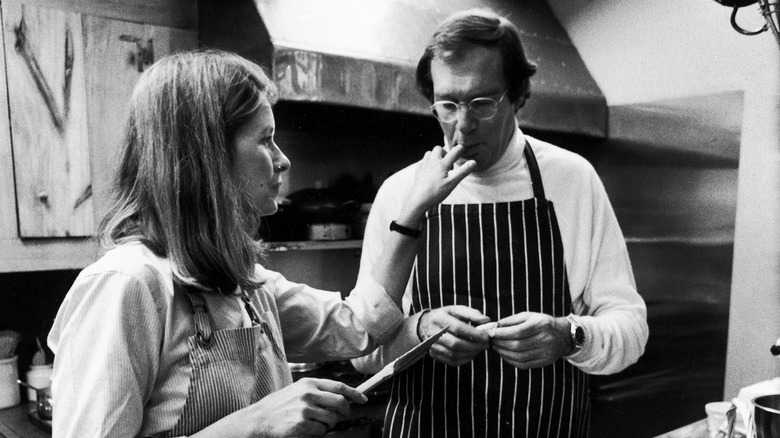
[489,312,571,369]
[418,305,491,366]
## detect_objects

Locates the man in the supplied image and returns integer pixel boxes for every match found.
[352,7,648,438]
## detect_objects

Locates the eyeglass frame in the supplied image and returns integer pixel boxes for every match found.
[429,90,509,123]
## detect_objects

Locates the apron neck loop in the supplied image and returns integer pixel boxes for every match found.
[522,139,546,200]
[240,290,263,326]
[184,288,213,348]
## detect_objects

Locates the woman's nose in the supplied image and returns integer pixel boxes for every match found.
[274,150,291,173]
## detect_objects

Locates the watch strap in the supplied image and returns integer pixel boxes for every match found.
[390,220,421,238]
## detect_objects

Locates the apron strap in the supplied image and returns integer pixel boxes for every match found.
[184,288,213,348]
[522,139,546,200]
[240,290,263,325]
[241,291,285,358]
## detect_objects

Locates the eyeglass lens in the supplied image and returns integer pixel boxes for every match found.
[431,96,501,123]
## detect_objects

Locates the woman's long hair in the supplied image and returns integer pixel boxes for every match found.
[100,50,277,294]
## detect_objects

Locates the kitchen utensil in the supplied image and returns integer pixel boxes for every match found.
[754,394,780,438]
[17,380,53,420]
[770,336,780,356]
[356,326,448,394]
[32,337,47,365]
[0,330,21,358]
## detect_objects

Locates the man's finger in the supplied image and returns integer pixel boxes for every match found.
[441,144,465,167]
[446,305,491,324]
[448,159,477,183]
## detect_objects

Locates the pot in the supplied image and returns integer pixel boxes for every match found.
[261,188,361,241]
[287,188,361,224]
[754,394,780,438]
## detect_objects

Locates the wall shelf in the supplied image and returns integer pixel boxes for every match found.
[266,240,363,252]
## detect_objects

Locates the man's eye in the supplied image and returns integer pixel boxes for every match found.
[438,102,457,112]
[470,99,493,110]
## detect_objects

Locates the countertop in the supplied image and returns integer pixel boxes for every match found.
[653,418,709,438]
[0,403,49,438]
[2,400,710,438]
[0,362,384,438]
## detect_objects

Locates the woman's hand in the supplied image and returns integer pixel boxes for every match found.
[202,378,366,438]
[397,145,476,228]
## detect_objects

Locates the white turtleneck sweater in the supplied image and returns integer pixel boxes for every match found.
[352,125,648,375]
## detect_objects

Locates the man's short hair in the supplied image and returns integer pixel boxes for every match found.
[416,8,537,107]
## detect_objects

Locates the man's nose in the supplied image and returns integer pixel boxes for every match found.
[454,106,477,133]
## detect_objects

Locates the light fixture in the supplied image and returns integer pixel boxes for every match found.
[713,0,780,49]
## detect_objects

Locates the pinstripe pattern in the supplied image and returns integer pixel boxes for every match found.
[383,145,590,438]
[167,290,292,436]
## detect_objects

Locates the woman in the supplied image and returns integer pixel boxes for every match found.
[48,50,475,437]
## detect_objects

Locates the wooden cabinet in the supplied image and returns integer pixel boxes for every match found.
[5,4,95,237]
[0,1,196,271]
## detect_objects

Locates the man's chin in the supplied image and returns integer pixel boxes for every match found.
[456,156,485,171]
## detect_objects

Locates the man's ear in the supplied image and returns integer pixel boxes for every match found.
[515,91,531,110]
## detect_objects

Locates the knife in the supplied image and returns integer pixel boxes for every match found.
[356,325,449,394]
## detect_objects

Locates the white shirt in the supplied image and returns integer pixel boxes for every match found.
[352,126,648,375]
[48,242,405,437]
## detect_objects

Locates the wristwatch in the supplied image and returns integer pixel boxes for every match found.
[566,315,585,355]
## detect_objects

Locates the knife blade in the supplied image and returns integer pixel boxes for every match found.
[356,325,449,394]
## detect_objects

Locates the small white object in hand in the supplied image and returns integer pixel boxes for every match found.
[476,322,498,338]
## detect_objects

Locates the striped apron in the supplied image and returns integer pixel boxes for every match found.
[383,142,590,438]
[159,289,292,436]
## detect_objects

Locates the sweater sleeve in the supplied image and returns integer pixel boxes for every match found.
[564,167,649,375]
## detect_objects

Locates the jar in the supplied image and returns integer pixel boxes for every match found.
[0,355,20,408]
[26,364,52,402]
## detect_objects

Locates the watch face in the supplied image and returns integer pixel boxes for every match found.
[574,326,585,345]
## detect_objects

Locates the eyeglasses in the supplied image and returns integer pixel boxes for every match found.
[429,90,508,123]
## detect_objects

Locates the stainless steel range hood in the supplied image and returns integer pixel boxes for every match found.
[199,0,607,137]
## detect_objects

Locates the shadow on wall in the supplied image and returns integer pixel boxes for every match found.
[589,92,741,437]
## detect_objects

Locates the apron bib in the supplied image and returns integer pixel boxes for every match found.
[154,288,292,437]
[383,141,590,438]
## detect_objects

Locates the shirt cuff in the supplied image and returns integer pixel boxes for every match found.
[345,274,406,344]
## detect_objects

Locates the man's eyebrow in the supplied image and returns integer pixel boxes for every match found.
[434,89,503,102]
